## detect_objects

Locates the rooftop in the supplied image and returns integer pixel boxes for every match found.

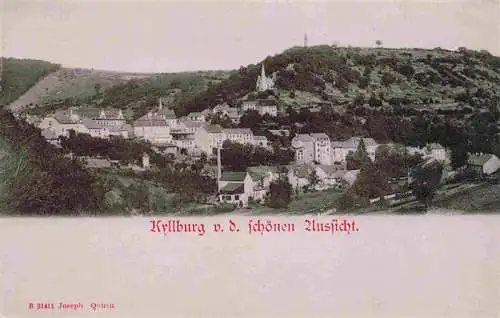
[219,183,244,194]
[220,171,248,182]
[468,154,496,166]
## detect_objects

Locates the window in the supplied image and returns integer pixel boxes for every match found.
[234,195,240,200]
[224,195,232,201]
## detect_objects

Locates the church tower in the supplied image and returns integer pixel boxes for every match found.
[256,63,274,92]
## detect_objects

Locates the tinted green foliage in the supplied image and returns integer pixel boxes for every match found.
[0,58,60,106]
[0,110,101,215]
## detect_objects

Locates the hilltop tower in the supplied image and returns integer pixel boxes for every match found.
[304,33,308,47]
[256,64,275,92]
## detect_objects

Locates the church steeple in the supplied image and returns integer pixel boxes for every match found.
[158,98,163,110]
[261,64,266,77]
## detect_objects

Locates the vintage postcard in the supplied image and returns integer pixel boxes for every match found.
[1,0,499,317]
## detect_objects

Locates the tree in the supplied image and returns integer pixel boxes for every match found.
[409,161,443,211]
[266,178,293,208]
[352,138,372,167]
[308,169,320,190]
[450,144,468,170]
[376,40,383,47]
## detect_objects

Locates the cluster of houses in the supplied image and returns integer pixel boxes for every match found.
[32,63,500,209]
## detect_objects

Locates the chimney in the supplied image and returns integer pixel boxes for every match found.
[142,153,150,169]
[217,146,222,187]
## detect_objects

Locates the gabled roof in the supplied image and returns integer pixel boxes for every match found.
[332,170,348,178]
[310,133,329,140]
[158,108,177,119]
[220,171,248,182]
[468,154,496,166]
[292,134,314,142]
[220,183,244,194]
[223,128,252,135]
[428,143,444,150]
[247,166,278,180]
[134,112,169,127]
[317,165,336,176]
[332,137,378,148]
[41,129,58,140]
[205,124,223,133]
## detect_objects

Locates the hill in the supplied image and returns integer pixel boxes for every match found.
[14,65,232,119]
[0,57,61,107]
[175,45,500,116]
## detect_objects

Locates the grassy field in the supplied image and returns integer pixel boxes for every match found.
[434,182,500,212]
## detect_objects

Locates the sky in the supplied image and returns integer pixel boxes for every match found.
[1,0,499,73]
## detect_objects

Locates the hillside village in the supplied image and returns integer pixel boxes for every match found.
[2,45,500,215]
[26,63,488,210]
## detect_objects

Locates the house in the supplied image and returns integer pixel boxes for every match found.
[187,112,206,122]
[310,133,332,165]
[82,119,110,138]
[133,111,172,144]
[291,134,315,163]
[217,171,254,207]
[467,154,500,178]
[109,124,133,139]
[269,129,290,137]
[342,170,361,186]
[226,108,242,124]
[427,143,446,161]
[256,64,275,91]
[241,99,278,116]
[205,124,225,155]
[287,163,315,192]
[291,133,332,165]
[156,98,178,126]
[193,125,210,154]
[332,170,348,186]
[331,137,378,163]
[40,128,59,146]
[76,108,126,126]
[247,166,280,202]
[314,165,338,189]
[253,135,269,148]
[212,103,231,116]
[39,109,89,137]
[223,128,254,145]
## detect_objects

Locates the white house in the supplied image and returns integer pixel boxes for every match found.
[109,124,133,139]
[310,133,332,165]
[82,119,110,138]
[247,166,280,202]
[187,112,206,122]
[256,64,275,92]
[342,169,361,186]
[205,124,226,154]
[77,108,126,126]
[407,143,446,162]
[212,103,231,116]
[241,99,278,117]
[253,135,269,148]
[292,133,332,165]
[331,137,379,163]
[467,154,500,176]
[217,171,254,207]
[133,111,172,144]
[40,129,60,146]
[291,134,315,163]
[287,163,315,192]
[314,165,338,189]
[223,128,254,145]
[39,109,89,137]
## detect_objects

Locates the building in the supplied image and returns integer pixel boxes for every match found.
[256,64,275,92]
[39,109,89,137]
[212,103,231,116]
[205,124,226,154]
[76,108,126,126]
[247,166,280,202]
[253,135,269,148]
[314,165,338,189]
[133,111,172,144]
[217,171,254,207]
[40,128,60,146]
[467,154,500,178]
[291,134,315,163]
[291,133,332,165]
[223,128,254,145]
[241,99,278,117]
[407,143,446,162]
[310,133,332,165]
[187,112,206,122]
[331,137,379,163]
[287,163,316,192]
